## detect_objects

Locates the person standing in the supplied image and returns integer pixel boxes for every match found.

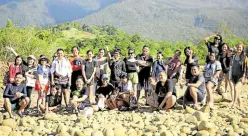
[82,50,97,104]
[184,47,199,83]
[229,43,246,108]
[69,46,84,92]
[136,45,153,101]
[151,52,166,81]
[51,48,72,108]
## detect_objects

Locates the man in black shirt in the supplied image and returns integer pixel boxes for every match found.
[136,45,153,101]
[155,71,176,112]
[3,73,30,118]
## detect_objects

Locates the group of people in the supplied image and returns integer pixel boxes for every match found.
[2,34,248,119]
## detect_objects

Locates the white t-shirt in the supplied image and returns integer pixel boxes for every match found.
[51,57,72,77]
[118,80,133,92]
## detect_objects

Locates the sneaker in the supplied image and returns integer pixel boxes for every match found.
[159,110,166,114]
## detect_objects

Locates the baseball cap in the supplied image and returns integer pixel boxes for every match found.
[101,74,109,80]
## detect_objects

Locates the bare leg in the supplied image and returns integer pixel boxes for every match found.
[88,85,95,104]
[136,90,141,102]
[19,98,30,114]
[206,82,215,107]
[216,72,223,91]
[4,98,13,117]
[63,89,70,107]
[165,95,176,111]
[133,83,137,98]
[189,86,198,104]
[229,81,235,105]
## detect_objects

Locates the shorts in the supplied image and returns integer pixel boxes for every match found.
[157,94,177,107]
[55,83,70,89]
[4,99,21,111]
[128,72,139,84]
[184,88,205,102]
[205,77,218,86]
[78,101,91,110]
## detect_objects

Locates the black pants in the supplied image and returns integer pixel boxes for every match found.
[26,86,33,109]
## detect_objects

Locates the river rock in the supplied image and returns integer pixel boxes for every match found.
[92,131,104,136]
[9,131,22,136]
[114,127,125,136]
[198,121,214,131]
[160,131,173,136]
[185,115,198,125]
[22,132,32,136]
[227,131,239,136]
[196,130,209,136]
[193,111,208,121]
[0,126,12,135]
[44,113,58,121]
[2,119,17,128]
[185,106,196,114]
[180,127,191,134]
[104,128,114,136]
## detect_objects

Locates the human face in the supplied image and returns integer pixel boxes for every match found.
[222,44,228,52]
[128,52,135,58]
[101,78,108,85]
[40,59,47,66]
[120,77,127,83]
[113,52,119,59]
[143,47,149,56]
[214,37,221,44]
[158,72,167,82]
[14,74,23,85]
[27,58,34,66]
[76,78,84,89]
[209,53,216,62]
[157,54,163,60]
[186,49,191,56]
[72,47,79,56]
[51,88,57,96]
[148,77,156,85]
[98,50,105,58]
[173,51,180,59]
[15,57,22,65]
[87,51,93,60]
[191,66,199,76]
[57,50,64,59]
[236,44,243,54]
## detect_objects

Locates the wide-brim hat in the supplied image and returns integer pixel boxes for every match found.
[39,56,49,64]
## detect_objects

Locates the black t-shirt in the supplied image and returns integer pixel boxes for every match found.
[72,88,88,97]
[155,80,176,98]
[83,59,98,79]
[219,52,232,73]
[46,94,62,107]
[184,55,199,79]
[136,54,153,78]
[96,83,115,98]
[124,58,137,73]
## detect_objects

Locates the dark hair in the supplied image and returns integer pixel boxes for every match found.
[71,46,80,52]
[209,51,217,57]
[119,72,128,79]
[86,50,93,54]
[15,72,23,77]
[221,43,230,50]
[57,48,64,52]
[216,34,222,41]
[191,64,200,68]
[184,47,191,56]
[14,56,23,65]
[99,48,105,52]
[157,51,163,56]
[142,45,149,49]
[40,54,45,58]
[175,50,181,56]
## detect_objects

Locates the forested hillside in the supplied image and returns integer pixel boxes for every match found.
[77,0,248,42]
[0,20,247,65]
[0,0,119,28]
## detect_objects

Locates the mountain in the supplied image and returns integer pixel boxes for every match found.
[0,0,119,28]
[77,0,248,41]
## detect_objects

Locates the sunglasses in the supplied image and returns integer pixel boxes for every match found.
[128,53,134,55]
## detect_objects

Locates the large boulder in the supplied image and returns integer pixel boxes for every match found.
[2,119,17,128]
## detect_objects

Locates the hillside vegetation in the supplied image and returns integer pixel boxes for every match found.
[0,20,247,65]
[0,0,119,28]
[77,0,248,42]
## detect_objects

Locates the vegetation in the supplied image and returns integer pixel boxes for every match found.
[0,21,247,65]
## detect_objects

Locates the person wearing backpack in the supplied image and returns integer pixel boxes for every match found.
[203,52,222,108]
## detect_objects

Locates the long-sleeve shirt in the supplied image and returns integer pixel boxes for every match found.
[3,83,27,102]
